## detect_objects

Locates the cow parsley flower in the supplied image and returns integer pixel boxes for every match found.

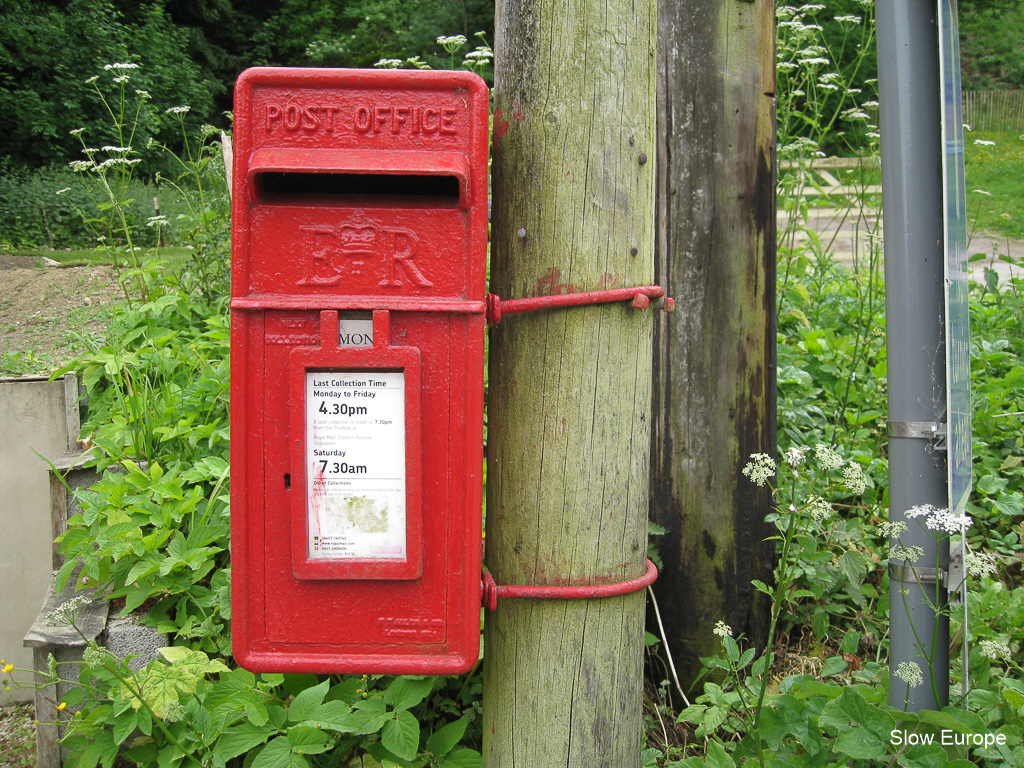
[45,595,92,626]
[814,443,843,471]
[904,503,936,519]
[713,620,731,638]
[437,35,467,48]
[878,520,907,539]
[889,543,924,563]
[964,550,997,578]
[742,453,777,487]
[894,660,924,687]
[807,495,833,524]
[842,462,867,495]
[979,640,1010,659]
[920,507,971,534]
[783,446,807,467]
[83,645,108,667]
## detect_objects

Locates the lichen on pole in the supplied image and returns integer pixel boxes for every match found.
[482,0,658,765]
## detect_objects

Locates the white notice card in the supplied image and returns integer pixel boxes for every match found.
[305,371,406,560]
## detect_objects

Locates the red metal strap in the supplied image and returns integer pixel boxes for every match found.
[480,559,659,611]
[486,286,674,326]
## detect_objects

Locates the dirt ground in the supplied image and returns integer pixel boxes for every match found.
[0,255,125,377]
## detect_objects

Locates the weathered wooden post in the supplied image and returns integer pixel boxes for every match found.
[481,0,658,764]
[649,0,777,686]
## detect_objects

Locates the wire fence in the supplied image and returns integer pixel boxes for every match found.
[963,90,1024,133]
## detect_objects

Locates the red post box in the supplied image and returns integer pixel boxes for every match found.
[230,68,488,675]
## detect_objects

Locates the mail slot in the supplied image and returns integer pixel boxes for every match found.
[230,67,488,674]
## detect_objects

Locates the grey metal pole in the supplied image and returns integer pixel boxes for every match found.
[876,0,950,711]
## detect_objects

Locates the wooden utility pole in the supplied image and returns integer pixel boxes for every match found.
[649,0,777,686]
[481,0,657,765]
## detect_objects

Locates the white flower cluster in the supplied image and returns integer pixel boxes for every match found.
[742,453,777,487]
[903,503,971,533]
[893,660,924,688]
[165,106,191,115]
[807,495,833,524]
[94,157,141,170]
[915,504,972,535]
[437,35,467,47]
[842,107,871,122]
[878,520,907,539]
[44,595,92,627]
[713,620,731,638]
[842,462,867,495]
[979,640,1010,660]
[964,550,998,578]
[814,443,843,471]
[889,543,924,563]
[83,645,109,667]
[783,446,807,467]
[905,504,935,519]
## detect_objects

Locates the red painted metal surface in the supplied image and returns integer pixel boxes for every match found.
[230,68,489,675]
[486,286,674,326]
[480,560,659,612]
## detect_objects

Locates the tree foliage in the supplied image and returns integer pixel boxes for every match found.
[0,0,214,171]
[959,0,1024,90]
[256,0,494,70]
[0,0,495,173]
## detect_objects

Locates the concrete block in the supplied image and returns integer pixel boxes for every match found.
[0,375,77,705]
[103,613,169,672]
